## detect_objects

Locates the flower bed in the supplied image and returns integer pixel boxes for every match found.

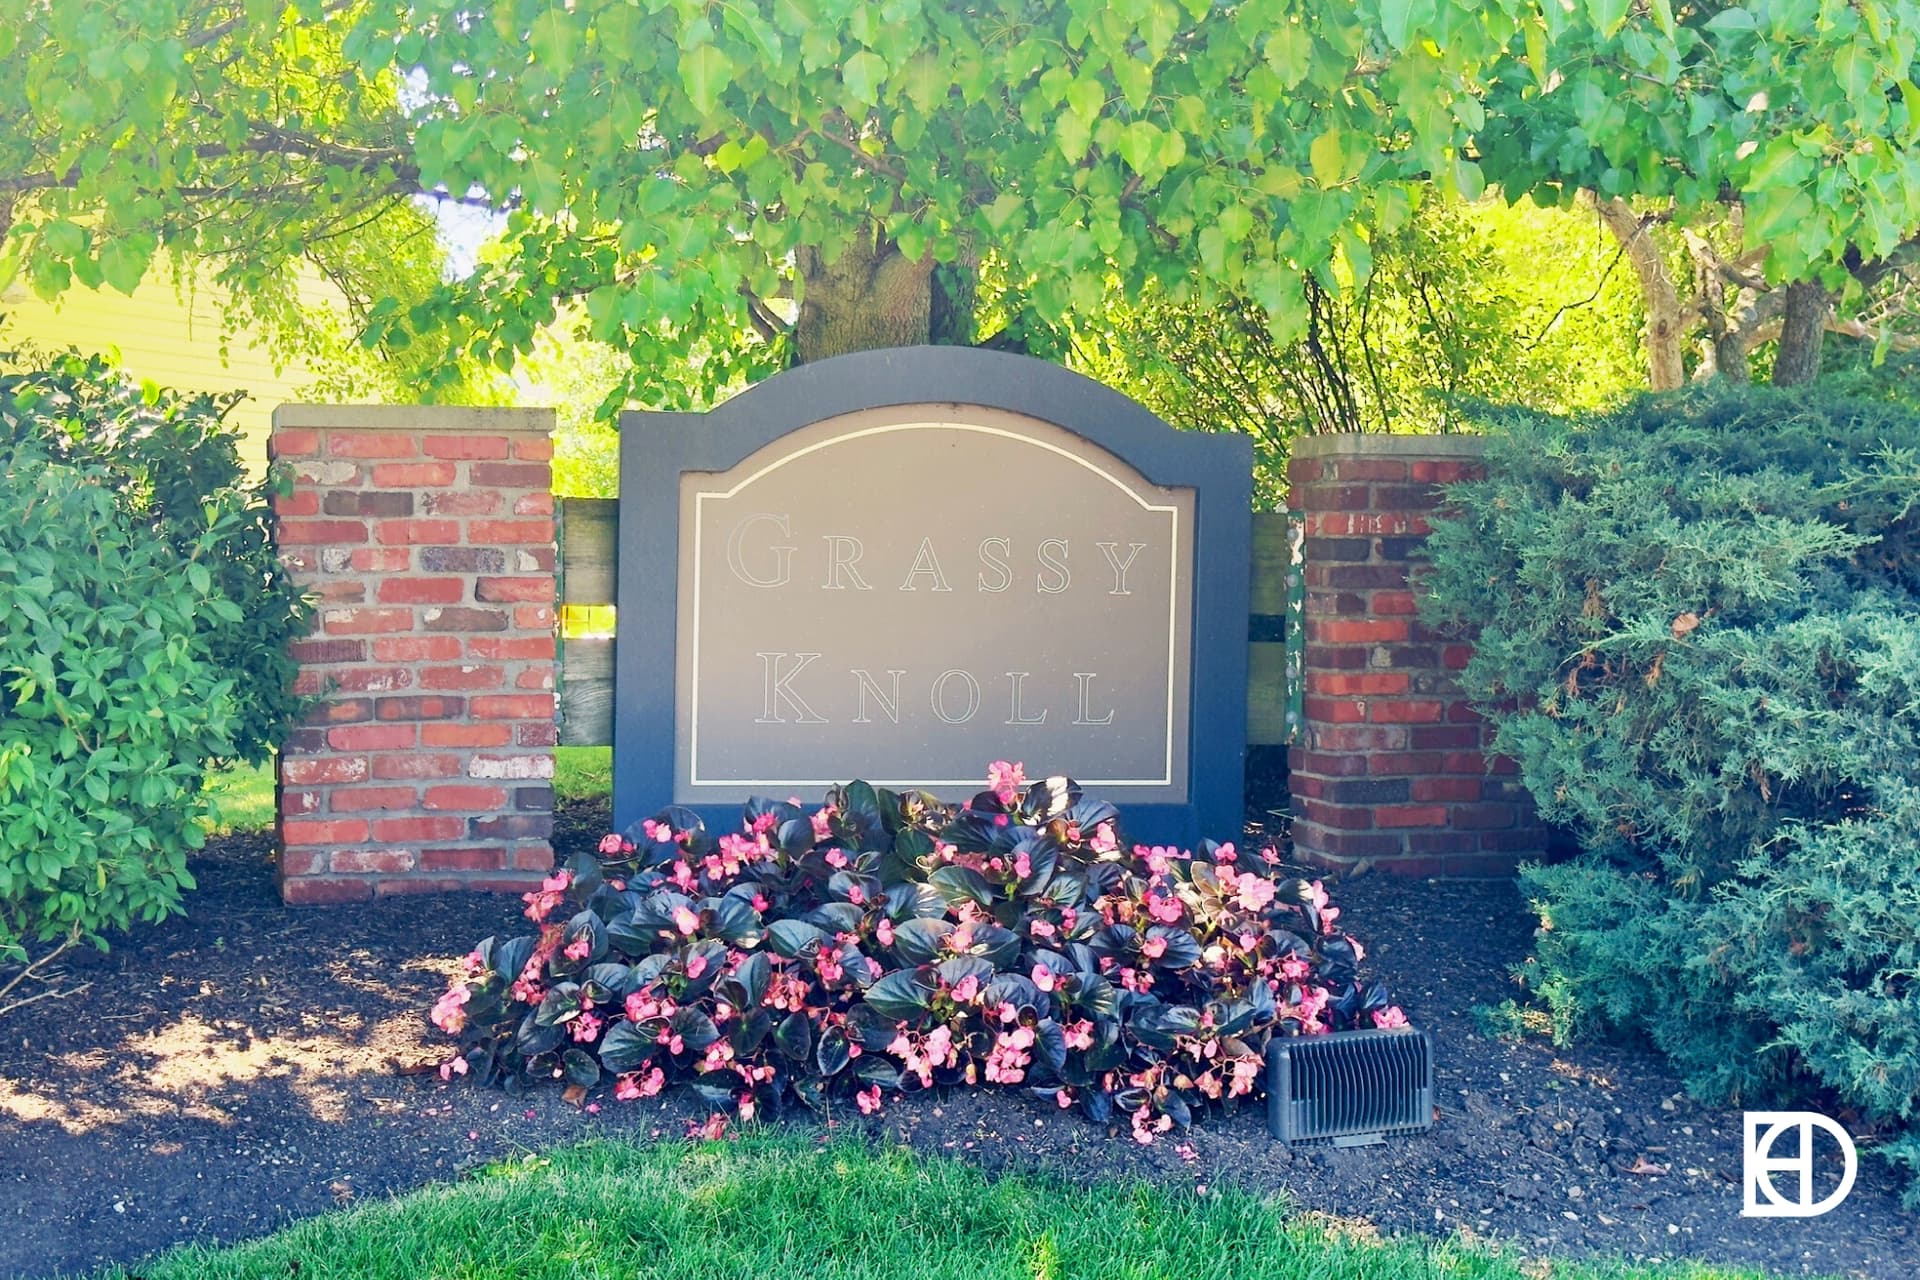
[431,764,1402,1141]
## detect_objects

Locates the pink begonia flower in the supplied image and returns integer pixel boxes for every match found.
[856,1085,884,1116]
[688,1114,729,1141]
[437,1056,469,1081]
[598,833,626,855]
[685,951,709,980]
[1349,937,1366,964]
[1140,935,1168,961]
[811,806,836,841]
[563,937,592,962]
[1089,823,1119,855]
[1013,850,1032,880]
[1062,1019,1095,1051]
[875,918,895,946]
[673,905,701,936]
[986,760,1026,805]
[1372,1006,1409,1030]
[1146,893,1183,924]
[824,848,849,869]
[1030,964,1057,993]
[1236,876,1277,913]
[1056,1089,1074,1109]
[431,983,471,1034]
[641,818,672,843]
[950,974,980,1004]
[570,1010,603,1042]
[1214,842,1238,863]
[1307,880,1330,911]
[1029,918,1055,940]
[1279,955,1310,982]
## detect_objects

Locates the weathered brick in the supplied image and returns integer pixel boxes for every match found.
[328,724,417,750]
[469,754,555,780]
[423,490,503,516]
[372,815,465,842]
[420,846,507,872]
[378,577,466,605]
[371,752,463,780]
[1412,777,1483,802]
[512,493,554,516]
[273,490,319,517]
[322,607,414,635]
[419,664,506,691]
[293,459,362,486]
[514,666,555,690]
[331,848,417,874]
[282,755,369,785]
[329,431,417,458]
[1305,672,1409,697]
[515,721,559,747]
[512,605,555,630]
[470,694,554,719]
[309,696,374,724]
[424,784,509,810]
[514,785,555,811]
[281,789,324,816]
[1369,699,1445,724]
[351,547,414,573]
[283,818,370,846]
[1326,777,1410,805]
[277,519,368,545]
[330,786,418,812]
[1302,695,1364,725]
[1312,619,1410,644]
[374,877,465,896]
[371,461,458,487]
[513,438,553,461]
[468,519,553,545]
[1374,804,1450,828]
[278,848,327,877]
[282,876,375,904]
[375,694,466,721]
[423,434,511,460]
[1295,797,1373,830]
[423,606,510,632]
[424,722,515,747]
[421,546,507,573]
[467,635,556,660]
[374,635,464,662]
[471,813,553,840]
[1329,457,1408,483]
[324,490,415,517]
[308,579,367,604]
[475,576,554,603]
[330,667,414,693]
[289,638,367,665]
[271,428,322,459]
[468,462,551,489]
[377,518,462,546]
[509,841,556,870]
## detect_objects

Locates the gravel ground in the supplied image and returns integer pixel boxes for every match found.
[0,803,1909,1279]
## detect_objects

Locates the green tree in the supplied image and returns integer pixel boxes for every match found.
[1479,1,1920,386]
[8,2,1920,405]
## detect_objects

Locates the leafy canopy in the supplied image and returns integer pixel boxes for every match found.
[7,2,1920,404]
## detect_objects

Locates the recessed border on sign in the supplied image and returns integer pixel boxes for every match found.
[614,345,1251,847]
[681,414,1188,790]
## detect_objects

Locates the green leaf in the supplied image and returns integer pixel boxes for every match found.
[680,44,733,117]
[842,49,889,105]
[1585,0,1630,37]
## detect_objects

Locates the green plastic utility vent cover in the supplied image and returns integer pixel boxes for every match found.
[1266,1027,1434,1147]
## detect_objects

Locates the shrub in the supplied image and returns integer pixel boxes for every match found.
[1420,386,1920,1201]
[430,765,1404,1139]
[0,451,242,964]
[0,350,309,763]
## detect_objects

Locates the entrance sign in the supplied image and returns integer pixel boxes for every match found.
[615,348,1250,843]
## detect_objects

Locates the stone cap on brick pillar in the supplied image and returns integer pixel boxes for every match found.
[1290,432,1487,461]
[273,404,556,434]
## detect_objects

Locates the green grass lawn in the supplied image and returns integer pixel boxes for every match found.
[97,1135,1778,1280]
[201,746,612,835]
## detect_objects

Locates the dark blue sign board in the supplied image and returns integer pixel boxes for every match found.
[614,346,1250,847]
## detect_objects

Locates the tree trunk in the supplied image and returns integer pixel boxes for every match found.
[1771,280,1828,385]
[792,227,936,364]
[1597,196,1688,391]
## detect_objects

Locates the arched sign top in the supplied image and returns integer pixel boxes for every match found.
[614,346,1251,846]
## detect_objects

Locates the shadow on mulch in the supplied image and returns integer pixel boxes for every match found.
[0,798,1910,1280]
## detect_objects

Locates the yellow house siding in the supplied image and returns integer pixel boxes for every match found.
[2,261,353,476]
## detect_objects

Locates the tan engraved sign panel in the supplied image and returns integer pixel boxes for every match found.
[674,404,1195,803]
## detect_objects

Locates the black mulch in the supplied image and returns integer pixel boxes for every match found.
[1,800,1910,1280]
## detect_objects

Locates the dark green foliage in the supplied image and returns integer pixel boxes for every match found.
[433,773,1403,1140]
[1421,386,1920,1202]
[0,353,311,961]
[0,351,310,762]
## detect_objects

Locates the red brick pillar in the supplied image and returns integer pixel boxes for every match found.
[1285,434,1542,877]
[268,406,559,903]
